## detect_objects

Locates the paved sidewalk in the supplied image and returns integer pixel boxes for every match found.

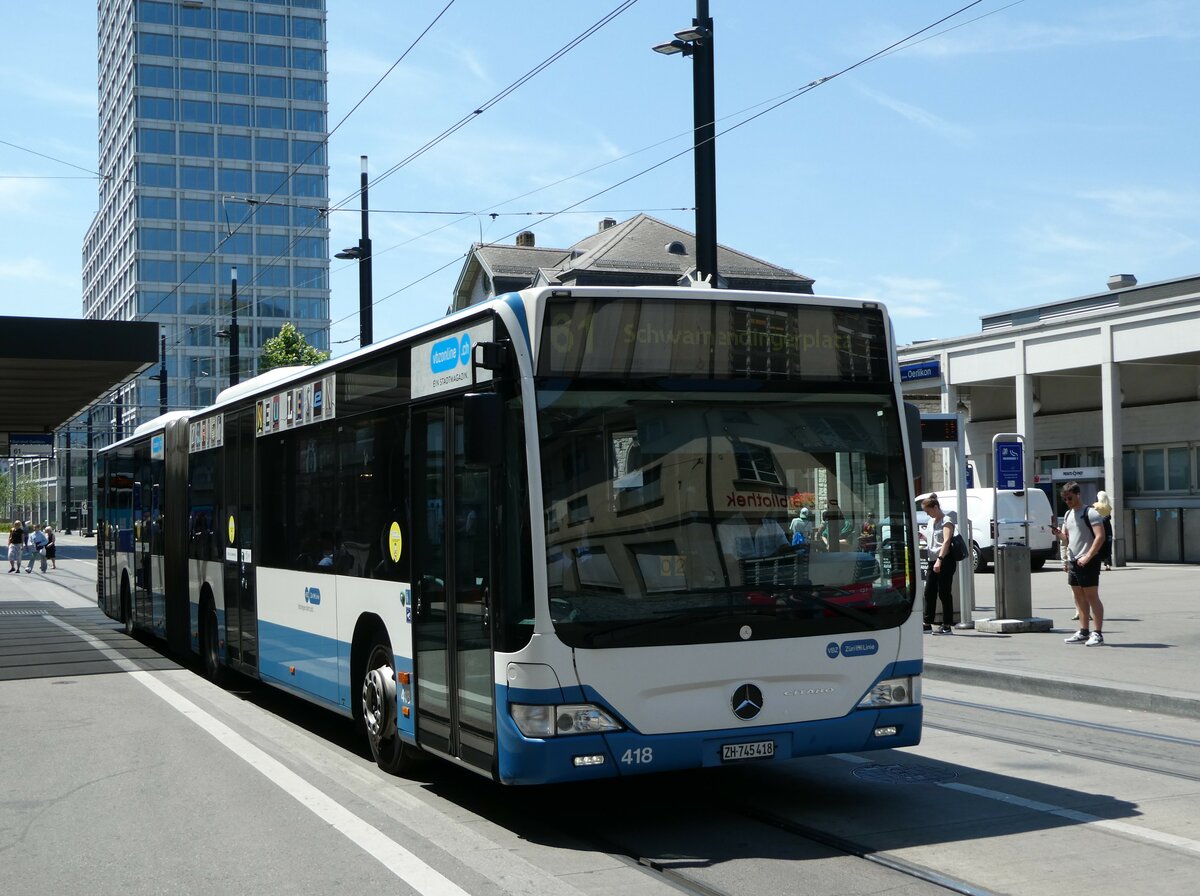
[925,562,1200,718]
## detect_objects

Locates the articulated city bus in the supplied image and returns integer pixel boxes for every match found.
[97,285,924,784]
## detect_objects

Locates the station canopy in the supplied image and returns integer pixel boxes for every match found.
[0,316,158,452]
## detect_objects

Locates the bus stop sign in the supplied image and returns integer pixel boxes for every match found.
[995,441,1023,489]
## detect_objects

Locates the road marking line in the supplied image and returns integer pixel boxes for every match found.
[45,615,471,895]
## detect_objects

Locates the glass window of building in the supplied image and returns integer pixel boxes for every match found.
[291,173,325,197]
[138,63,174,88]
[139,258,178,282]
[255,74,288,98]
[181,293,214,316]
[218,167,252,193]
[255,106,287,129]
[294,297,328,318]
[219,103,251,126]
[292,48,323,71]
[179,68,213,92]
[255,204,289,226]
[180,166,215,193]
[183,261,216,285]
[292,17,323,40]
[181,229,215,253]
[259,297,290,317]
[256,170,287,196]
[295,268,328,292]
[218,9,249,32]
[139,96,174,121]
[139,161,176,188]
[179,131,214,158]
[255,44,286,68]
[255,13,287,36]
[1168,446,1190,490]
[180,99,213,124]
[294,205,322,228]
[292,79,324,102]
[179,37,212,61]
[138,32,173,56]
[218,40,249,64]
[180,165,214,190]
[1143,449,1165,491]
[137,1,172,24]
[292,139,326,165]
[138,290,176,314]
[302,328,328,351]
[181,198,215,222]
[179,5,212,28]
[224,232,252,254]
[219,71,250,95]
[218,134,252,160]
[258,233,288,256]
[139,195,176,219]
[257,264,290,287]
[139,128,175,154]
[293,109,324,133]
[293,236,326,259]
[256,137,288,163]
[139,227,177,251]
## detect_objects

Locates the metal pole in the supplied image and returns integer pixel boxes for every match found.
[230,266,240,388]
[954,413,974,628]
[158,333,168,413]
[85,411,94,537]
[358,155,373,347]
[692,0,718,285]
[63,433,72,533]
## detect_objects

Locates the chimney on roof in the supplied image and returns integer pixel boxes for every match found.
[598,217,617,232]
[1107,274,1137,290]
[516,231,535,248]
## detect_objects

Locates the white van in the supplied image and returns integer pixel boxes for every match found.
[916,487,1057,572]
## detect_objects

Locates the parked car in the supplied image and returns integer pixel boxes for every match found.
[915,488,1057,572]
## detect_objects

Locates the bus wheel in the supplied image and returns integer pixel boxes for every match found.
[121,581,135,637]
[201,604,226,686]
[361,637,412,774]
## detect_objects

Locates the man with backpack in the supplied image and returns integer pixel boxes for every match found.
[1055,482,1107,646]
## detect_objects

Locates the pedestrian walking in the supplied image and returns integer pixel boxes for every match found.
[26,523,48,573]
[7,520,24,573]
[1056,481,1107,646]
[921,494,959,633]
[43,525,57,570]
[1093,491,1114,570]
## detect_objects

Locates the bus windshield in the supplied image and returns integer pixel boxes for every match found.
[538,389,916,648]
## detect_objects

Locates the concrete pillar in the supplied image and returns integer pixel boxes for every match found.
[1015,371,1036,487]
[1101,330,1124,565]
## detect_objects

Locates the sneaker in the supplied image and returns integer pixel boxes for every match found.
[922,623,933,632]
[1085,631,1104,647]
[1071,611,1080,620]
[940,625,953,634]
[1065,630,1089,644]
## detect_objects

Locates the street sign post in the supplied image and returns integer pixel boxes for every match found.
[995,440,1023,490]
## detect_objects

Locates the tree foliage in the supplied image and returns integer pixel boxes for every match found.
[258,322,329,374]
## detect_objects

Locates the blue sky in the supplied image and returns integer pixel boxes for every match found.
[2,0,1198,352]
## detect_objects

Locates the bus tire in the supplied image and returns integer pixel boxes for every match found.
[121,579,135,637]
[201,602,226,686]
[361,634,413,775]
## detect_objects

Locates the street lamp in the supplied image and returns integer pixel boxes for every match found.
[216,265,239,389]
[335,155,373,347]
[653,1,718,286]
[148,333,168,414]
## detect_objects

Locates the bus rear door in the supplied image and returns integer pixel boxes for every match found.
[222,409,258,673]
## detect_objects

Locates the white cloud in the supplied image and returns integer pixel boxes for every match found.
[853,84,971,144]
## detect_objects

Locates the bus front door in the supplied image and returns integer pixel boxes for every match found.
[413,404,496,774]
[221,409,258,673]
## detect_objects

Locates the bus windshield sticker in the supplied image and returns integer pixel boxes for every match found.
[412,321,494,398]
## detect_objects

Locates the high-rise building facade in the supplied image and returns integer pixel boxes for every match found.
[82,0,331,430]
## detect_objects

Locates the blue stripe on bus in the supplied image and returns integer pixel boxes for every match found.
[502,291,531,346]
[258,619,344,707]
[493,682,922,786]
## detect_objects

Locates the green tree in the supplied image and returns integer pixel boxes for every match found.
[258,322,329,373]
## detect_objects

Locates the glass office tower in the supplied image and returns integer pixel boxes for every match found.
[82,0,331,430]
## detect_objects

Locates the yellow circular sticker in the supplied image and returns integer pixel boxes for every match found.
[228,515,236,544]
[388,522,403,563]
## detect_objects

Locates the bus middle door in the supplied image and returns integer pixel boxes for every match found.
[412,402,496,774]
[221,409,258,673]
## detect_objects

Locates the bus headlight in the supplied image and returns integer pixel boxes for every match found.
[857,677,913,708]
[511,703,622,737]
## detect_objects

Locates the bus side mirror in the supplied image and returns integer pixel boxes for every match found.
[464,392,503,468]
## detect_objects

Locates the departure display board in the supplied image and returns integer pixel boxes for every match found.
[537,298,889,382]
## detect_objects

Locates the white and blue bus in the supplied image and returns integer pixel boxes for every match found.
[97,286,924,785]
